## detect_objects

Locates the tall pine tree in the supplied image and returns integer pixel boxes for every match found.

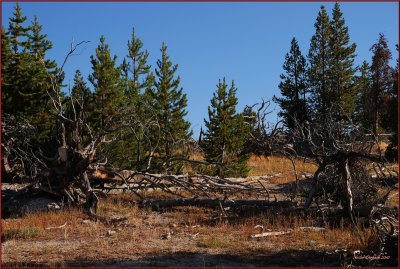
[149,42,192,172]
[381,45,398,161]
[308,5,332,123]
[273,37,309,131]
[329,2,357,121]
[354,61,372,129]
[26,15,60,144]
[114,28,155,169]
[369,33,393,135]
[202,78,250,178]
[4,3,31,117]
[1,27,13,114]
[89,35,124,131]
[3,4,59,147]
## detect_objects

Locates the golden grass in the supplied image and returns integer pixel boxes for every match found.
[247,155,317,178]
[185,152,317,180]
[2,195,378,266]
[2,149,388,266]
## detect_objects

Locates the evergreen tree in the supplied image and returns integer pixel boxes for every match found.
[88,35,124,131]
[308,5,332,123]
[1,27,13,114]
[3,4,59,147]
[126,27,151,96]
[8,2,29,54]
[65,70,93,150]
[369,33,393,135]
[329,2,357,120]
[354,61,373,129]
[149,42,192,172]
[26,15,60,144]
[273,37,309,131]
[4,3,31,117]
[381,45,398,161]
[71,70,92,112]
[113,28,154,169]
[202,78,250,178]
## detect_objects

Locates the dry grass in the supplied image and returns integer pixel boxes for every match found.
[247,155,317,185]
[2,154,390,266]
[2,194,378,267]
[184,152,317,180]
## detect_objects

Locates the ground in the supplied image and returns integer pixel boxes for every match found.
[1,156,398,267]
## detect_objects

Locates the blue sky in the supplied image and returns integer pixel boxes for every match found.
[1,2,398,137]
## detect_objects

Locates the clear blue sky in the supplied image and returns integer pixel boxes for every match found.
[1,2,398,137]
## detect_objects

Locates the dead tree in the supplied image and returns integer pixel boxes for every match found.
[1,114,45,183]
[242,99,286,157]
[0,41,151,221]
[289,112,393,223]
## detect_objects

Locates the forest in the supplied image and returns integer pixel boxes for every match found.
[1,3,398,267]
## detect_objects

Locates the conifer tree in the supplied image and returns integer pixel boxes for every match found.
[149,42,192,172]
[202,78,250,178]
[89,35,124,131]
[26,16,60,144]
[3,5,59,147]
[126,27,151,97]
[65,70,93,150]
[113,28,154,169]
[8,3,29,54]
[273,37,309,131]
[71,70,92,112]
[126,28,153,167]
[354,61,373,129]
[4,3,31,117]
[329,2,357,122]
[308,5,332,123]
[369,33,393,135]
[1,27,13,114]
[381,45,398,161]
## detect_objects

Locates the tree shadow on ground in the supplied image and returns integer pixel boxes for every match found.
[3,250,345,267]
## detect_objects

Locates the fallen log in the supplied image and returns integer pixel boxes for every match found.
[140,197,294,210]
[250,226,326,238]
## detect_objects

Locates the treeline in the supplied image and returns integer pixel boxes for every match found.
[274,4,398,161]
[1,3,398,182]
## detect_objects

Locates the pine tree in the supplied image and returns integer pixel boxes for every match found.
[381,45,398,161]
[65,70,93,150]
[126,28,153,168]
[329,2,357,122]
[126,27,151,97]
[26,15,60,144]
[273,37,309,131]
[202,78,250,178]
[308,5,332,123]
[8,3,29,54]
[1,27,13,115]
[112,28,154,169]
[5,3,31,117]
[88,35,124,131]
[149,42,192,172]
[354,61,373,129]
[2,5,59,148]
[71,70,92,112]
[369,33,393,135]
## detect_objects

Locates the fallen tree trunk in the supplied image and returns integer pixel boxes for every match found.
[250,226,326,238]
[140,197,294,210]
